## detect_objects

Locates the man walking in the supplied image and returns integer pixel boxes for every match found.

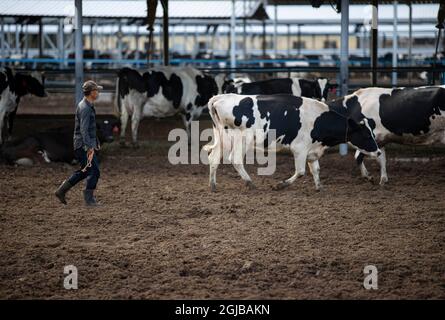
[55,80,103,206]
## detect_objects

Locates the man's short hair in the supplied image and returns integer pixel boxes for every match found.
[82,80,103,96]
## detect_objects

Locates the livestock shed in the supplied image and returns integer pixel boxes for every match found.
[0,0,444,306]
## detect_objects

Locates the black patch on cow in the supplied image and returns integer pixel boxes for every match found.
[118,67,146,99]
[320,80,337,101]
[222,80,235,93]
[14,73,46,98]
[185,113,191,121]
[256,94,303,147]
[186,103,192,110]
[232,97,255,128]
[311,109,348,147]
[311,103,378,152]
[0,71,8,94]
[328,95,376,132]
[355,152,365,164]
[299,79,322,100]
[149,72,183,109]
[142,71,163,97]
[195,75,218,106]
[239,78,293,95]
[378,87,445,136]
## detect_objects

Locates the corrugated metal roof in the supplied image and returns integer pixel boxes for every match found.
[0,0,262,19]
[269,0,441,4]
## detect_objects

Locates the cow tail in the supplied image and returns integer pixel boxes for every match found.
[113,76,121,117]
[202,95,221,153]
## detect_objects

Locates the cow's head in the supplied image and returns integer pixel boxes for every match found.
[221,79,236,93]
[97,119,120,144]
[15,73,47,97]
[347,117,381,157]
[317,78,338,101]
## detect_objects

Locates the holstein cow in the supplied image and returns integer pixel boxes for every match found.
[203,94,381,191]
[224,77,337,101]
[0,67,47,144]
[329,86,445,185]
[115,66,226,146]
[0,119,118,165]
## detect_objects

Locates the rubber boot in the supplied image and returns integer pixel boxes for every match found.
[55,180,73,205]
[83,189,100,207]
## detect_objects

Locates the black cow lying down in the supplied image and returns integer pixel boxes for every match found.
[0,119,119,165]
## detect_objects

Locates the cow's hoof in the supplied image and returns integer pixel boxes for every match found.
[210,183,217,193]
[315,185,323,192]
[245,181,256,190]
[272,181,289,191]
[379,176,388,186]
[363,175,374,184]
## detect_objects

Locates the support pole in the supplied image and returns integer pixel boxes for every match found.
[408,2,413,83]
[93,23,98,60]
[135,26,140,67]
[371,0,378,86]
[117,19,123,61]
[273,4,278,58]
[0,18,4,65]
[287,24,291,57]
[184,25,188,54]
[230,0,236,69]
[408,3,412,65]
[339,0,349,156]
[39,18,44,57]
[90,23,94,49]
[298,24,301,56]
[74,0,84,105]
[25,24,29,59]
[243,0,247,59]
[58,18,64,69]
[262,20,266,57]
[392,1,398,87]
[15,24,20,54]
[162,0,169,66]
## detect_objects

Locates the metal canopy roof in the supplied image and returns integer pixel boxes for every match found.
[0,0,266,20]
[269,0,440,4]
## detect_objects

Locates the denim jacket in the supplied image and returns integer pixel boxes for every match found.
[73,98,98,150]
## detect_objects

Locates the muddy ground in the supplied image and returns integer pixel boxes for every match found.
[1,116,444,299]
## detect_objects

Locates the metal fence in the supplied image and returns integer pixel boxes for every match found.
[9,64,445,94]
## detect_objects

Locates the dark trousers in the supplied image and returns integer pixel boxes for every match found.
[67,148,100,190]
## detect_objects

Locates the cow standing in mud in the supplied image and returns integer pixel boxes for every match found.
[330,86,445,184]
[114,66,227,147]
[203,94,381,191]
[0,67,47,144]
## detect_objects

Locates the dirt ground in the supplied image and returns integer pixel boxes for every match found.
[1,116,444,299]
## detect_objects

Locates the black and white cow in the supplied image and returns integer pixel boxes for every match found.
[115,66,227,146]
[0,67,47,144]
[224,77,337,101]
[203,94,381,191]
[0,119,118,165]
[329,86,445,185]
